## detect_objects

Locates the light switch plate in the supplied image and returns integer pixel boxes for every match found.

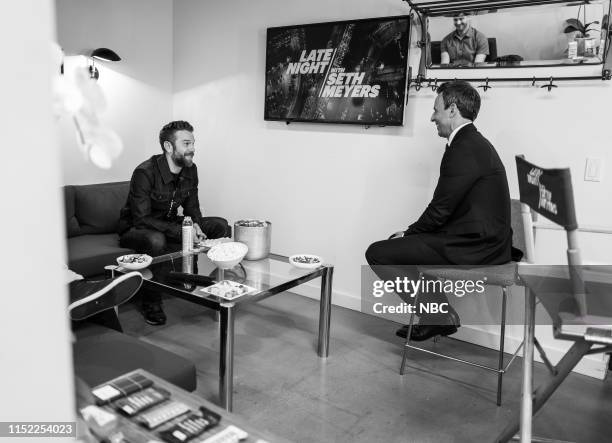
[584,157,603,182]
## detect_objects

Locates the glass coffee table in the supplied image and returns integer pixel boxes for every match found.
[108,251,333,412]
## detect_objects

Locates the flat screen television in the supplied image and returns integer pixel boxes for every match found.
[264,15,410,126]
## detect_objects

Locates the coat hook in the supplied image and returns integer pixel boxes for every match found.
[412,76,423,91]
[540,77,557,92]
[532,77,537,87]
[430,79,438,91]
[478,78,492,92]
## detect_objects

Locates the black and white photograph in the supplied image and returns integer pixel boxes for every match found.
[2,0,612,442]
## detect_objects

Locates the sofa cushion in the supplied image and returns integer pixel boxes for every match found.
[63,186,81,238]
[68,234,134,277]
[74,324,197,392]
[74,182,129,235]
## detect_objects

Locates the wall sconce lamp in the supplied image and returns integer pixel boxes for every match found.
[88,48,121,80]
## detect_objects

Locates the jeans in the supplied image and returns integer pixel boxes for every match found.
[120,216,230,305]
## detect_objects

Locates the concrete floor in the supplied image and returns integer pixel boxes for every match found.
[121,292,612,443]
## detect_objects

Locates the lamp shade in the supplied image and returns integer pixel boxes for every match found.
[91,48,121,62]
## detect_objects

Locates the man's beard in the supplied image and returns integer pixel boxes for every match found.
[172,150,193,168]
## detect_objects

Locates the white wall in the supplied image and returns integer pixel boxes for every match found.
[173,0,612,378]
[56,0,174,185]
[0,0,75,429]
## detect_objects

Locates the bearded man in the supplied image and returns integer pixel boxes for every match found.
[118,120,229,325]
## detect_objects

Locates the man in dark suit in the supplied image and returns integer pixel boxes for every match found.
[365,80,512,341]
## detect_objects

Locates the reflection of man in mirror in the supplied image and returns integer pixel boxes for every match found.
[441,13,489,66]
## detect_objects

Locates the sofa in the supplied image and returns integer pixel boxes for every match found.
[64,180,197,391]
[64,181,231,276]
[64,181,134,278]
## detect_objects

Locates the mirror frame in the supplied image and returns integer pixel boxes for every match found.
[407,0,612,76]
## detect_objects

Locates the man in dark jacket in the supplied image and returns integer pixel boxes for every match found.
[118,120,229,325]
[366,80,512,340]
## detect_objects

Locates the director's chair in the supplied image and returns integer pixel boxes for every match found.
[496,156,612,442]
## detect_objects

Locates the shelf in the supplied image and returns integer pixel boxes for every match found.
[405,0,598,17]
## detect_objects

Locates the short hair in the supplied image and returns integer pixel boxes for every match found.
[159,120,194,151]
[437,80,481,121]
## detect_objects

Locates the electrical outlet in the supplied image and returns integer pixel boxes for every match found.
[584,158,603,182]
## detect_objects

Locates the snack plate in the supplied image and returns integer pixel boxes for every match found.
[200,280,257,300]
[116,254,153,270]
[289,254,323,270]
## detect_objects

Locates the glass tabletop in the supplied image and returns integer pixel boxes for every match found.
[130,250,324,306]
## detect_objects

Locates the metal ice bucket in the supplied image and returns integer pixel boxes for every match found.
[234,220,271,260]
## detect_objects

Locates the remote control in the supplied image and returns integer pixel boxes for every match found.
[158,408,221,443]
[200,425,248,443]
[167,272,215,286]
[137,401,191,429]
[114,387,171,417]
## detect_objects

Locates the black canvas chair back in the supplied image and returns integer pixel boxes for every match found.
[515,155,588,319]
[515,155,578,232]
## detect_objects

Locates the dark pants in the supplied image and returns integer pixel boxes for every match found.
[365,234,455,322]
[120,216,230,304]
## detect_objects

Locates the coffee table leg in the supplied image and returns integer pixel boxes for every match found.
[318,265,334,358]
[219,303,235,412]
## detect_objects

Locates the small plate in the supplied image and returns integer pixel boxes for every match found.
[200,280,257,300]
[289,254,323,269]
[116,254,152,270]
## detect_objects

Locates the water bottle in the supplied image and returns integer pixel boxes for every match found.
[568,41,578,59]
[182,216,193,252]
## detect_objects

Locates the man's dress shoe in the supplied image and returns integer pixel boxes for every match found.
[396,311,461,341]
[396,324,458,341]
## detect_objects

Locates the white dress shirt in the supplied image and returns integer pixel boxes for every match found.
[447,121,472,146]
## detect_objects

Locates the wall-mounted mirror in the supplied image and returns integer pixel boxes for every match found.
[425,1,611,69]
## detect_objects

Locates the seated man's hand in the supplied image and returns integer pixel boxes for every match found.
[193,223,207,241]
[388,231,405,240]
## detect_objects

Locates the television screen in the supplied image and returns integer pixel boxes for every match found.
[264,15,410,126]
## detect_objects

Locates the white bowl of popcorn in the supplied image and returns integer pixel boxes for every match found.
[207,242,249,269]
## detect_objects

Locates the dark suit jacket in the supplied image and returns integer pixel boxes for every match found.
[406,123,512,265]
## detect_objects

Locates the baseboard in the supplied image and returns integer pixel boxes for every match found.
[288,278,363,311]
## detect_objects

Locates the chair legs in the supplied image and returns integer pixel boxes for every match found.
[400,273,422,375]
[401,283,518,406]
[497,286,508,406]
